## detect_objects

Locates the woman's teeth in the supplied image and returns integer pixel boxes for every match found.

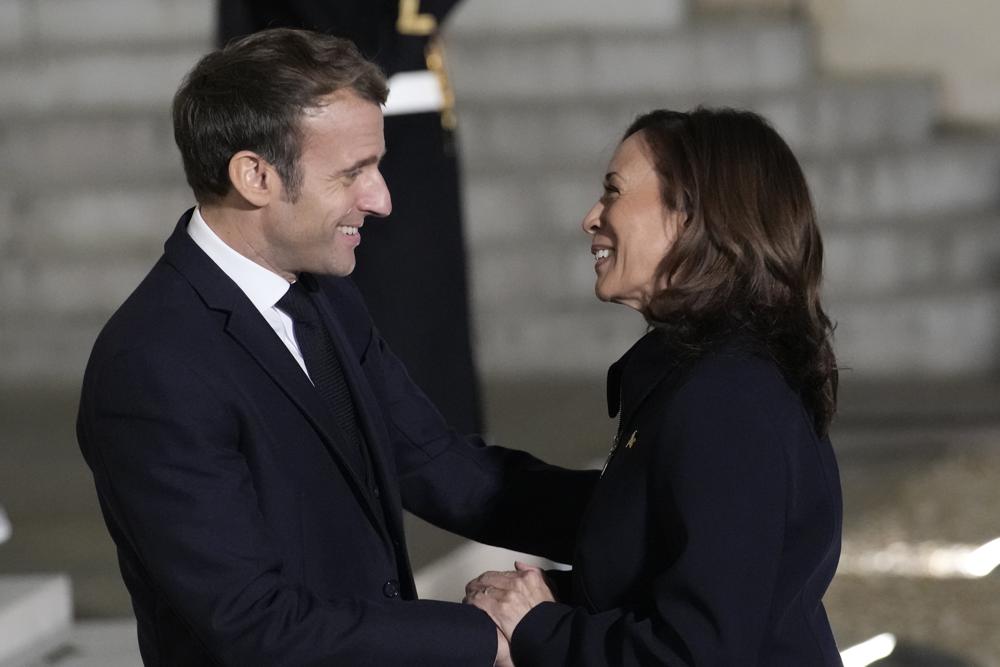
[594,248,611,260]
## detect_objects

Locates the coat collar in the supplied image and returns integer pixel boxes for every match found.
[163,209,392,541]
[606,328,682,426]
[607,327,767,426]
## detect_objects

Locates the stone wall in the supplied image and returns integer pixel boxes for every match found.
[699,0,1000,124]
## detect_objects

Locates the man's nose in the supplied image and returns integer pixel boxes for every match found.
[361,171,392,218]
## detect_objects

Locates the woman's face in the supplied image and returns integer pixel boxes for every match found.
[582,132,683,312]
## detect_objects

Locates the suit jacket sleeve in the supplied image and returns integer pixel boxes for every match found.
[508,367,791,666]
[78,345,497,666]
[334,279,599,563]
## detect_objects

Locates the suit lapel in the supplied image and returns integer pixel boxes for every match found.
[310,283,404,545]
[162,211,388,537]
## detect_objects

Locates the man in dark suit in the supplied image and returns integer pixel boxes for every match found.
[218,0,485,435]
[77,29,596,666]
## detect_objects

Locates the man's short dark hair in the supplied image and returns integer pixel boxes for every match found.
[173,28,388,203]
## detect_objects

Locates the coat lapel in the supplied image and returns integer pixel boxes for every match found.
[162,211,388,536]
[307,277,406,549]
[607,329,684,427]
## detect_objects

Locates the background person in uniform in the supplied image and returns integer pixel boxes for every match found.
[218,0,484,434]
[466,108,844,666]
[77,29,598,666]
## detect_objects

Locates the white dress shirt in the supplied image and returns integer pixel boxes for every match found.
[187,207,311,379]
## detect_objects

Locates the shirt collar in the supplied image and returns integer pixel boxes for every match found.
[186,207,291,311]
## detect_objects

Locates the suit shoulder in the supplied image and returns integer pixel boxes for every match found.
[87,259,217,368]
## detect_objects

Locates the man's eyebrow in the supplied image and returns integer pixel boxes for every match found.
[340,150,388,175]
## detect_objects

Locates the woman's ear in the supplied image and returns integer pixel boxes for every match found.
[227,151,279,207]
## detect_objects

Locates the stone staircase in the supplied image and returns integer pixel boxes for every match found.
[442,7,1000,378]
[2,0,999,385]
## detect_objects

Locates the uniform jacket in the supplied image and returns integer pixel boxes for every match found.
[512,331,844,666]
[217,0,461,74]
[77,210,598,666]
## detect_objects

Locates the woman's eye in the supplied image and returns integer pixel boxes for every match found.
[601,185,620,202]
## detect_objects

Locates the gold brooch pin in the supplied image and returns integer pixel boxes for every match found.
[625,431,638,449]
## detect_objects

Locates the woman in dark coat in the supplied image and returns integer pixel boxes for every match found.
[467,108,844,666]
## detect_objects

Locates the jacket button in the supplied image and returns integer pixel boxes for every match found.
[383,579,400,598]
[372,485,381,498]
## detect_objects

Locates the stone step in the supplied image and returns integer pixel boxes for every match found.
[11,202,996,328]
[0,575,73,666]
[0,0,212,54]
[0,0,686,55]
[804,134,1000,223]
[472,288,1000,377]
[0,74,942,191]
[468,211,1000,307]
[0,17,807,118]
[0,47,203,117]
[457,76,938,163]
[446,18,814,100]
[0,112,182,190]
[0,253,155,320]
[6,122,994,212]
[822,213,1000,297]
[4,183,998,324]
[446,0,686,34]
[4,185,192,259]
[829,288,1000,376]
[462,136,1000,247]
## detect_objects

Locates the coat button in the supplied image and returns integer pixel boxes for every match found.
[372,485,381,498]
[383,579,400,598]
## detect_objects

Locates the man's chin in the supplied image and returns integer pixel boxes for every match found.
[312,256,356,278]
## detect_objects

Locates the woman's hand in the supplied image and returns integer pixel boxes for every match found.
[464,561,556,640]
[494,627,513,667]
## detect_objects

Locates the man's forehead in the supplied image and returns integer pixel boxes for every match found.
[299,91,385,152]
[302,89,382,120]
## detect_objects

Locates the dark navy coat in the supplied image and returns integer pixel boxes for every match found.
[77,210,598,666]
[512,331,843,666]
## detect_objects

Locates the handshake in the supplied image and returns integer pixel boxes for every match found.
[463,562,556,667]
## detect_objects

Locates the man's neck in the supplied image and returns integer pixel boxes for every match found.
[198,203,294,282]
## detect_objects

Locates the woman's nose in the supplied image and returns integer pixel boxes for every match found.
[582,202,602,234]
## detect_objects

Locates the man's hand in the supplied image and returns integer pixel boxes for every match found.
[464,561,556,641]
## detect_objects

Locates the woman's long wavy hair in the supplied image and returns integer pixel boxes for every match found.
[627,108,838,435]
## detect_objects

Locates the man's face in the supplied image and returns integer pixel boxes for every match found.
[263,90,391,278]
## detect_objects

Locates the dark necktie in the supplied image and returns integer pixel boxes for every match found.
[276,280,369,480]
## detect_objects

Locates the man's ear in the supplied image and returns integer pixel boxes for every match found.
[228,151,280,207]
